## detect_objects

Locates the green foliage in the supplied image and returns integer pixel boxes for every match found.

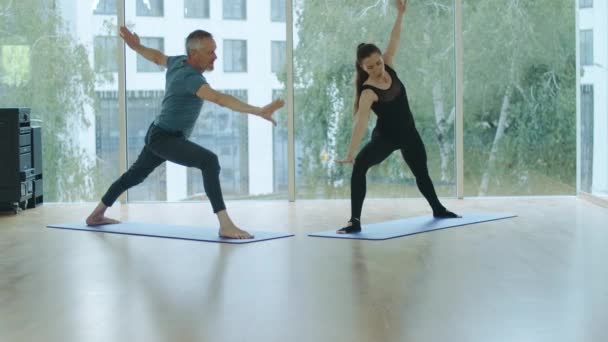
[293,0,575,197]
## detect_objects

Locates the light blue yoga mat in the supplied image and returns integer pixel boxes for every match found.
[308,212,516,240]
[47,222,294,244]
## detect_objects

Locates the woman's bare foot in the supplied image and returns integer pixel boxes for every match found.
[216,209,254,239]
[86,202,121,226]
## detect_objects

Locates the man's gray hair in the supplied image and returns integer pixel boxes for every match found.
[185,30,213,56]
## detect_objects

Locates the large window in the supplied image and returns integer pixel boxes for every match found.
[0,2,120,202]
[293,0,456,199]
[224,40,247,72]
[125,0,286,202]
[463,0,575,196]
[580,29,594,66]
[6,0,581,204]
[223,0,246,20]
[137,0,164,17]
[137,37,165,72]
[185,0,211,18]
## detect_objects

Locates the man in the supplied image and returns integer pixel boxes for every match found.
[86,27,284,239]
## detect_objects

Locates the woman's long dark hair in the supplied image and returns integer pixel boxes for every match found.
[354,43,382,115]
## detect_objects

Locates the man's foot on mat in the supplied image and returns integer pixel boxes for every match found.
[219,225,254,239]
[433,209,461,219]
[86,215,121,226]
[336,218,361,234]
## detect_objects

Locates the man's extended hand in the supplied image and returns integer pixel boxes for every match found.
[258,99,285,126]
[119,26,141,51]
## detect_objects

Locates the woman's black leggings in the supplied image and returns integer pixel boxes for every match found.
[350,130,444,220]
[101,124,226,213]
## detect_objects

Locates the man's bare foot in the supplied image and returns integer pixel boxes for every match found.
[86,215,121,226]
[216,209,253,239]
[218,224,254,239]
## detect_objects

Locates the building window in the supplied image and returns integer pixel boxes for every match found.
[271,41,286,73]
[272,89,288,192]
[185,0,210,18]
[580,29,593,66]
[581,84,594,192]
[125,90,167,201]
[94,36,118,72]
[137,0,164,17]
[137,37,165,72]
[579,0,593,8]
[271,0,285,22]
[93,0,117,15]
[223,40,247,72]
[223,0,246,20]
[188,90,248,196]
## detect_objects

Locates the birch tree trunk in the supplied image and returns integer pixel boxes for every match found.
[431,80,455,182]
[478,81,513,195]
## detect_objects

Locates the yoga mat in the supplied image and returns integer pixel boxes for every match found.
[308,212,516,240]
[47,222,293,244]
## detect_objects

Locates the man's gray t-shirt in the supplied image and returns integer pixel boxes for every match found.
[154,55,207,137]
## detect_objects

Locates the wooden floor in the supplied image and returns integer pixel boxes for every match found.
[1,197,607,342]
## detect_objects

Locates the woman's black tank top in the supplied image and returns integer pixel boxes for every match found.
[360,64,416,142]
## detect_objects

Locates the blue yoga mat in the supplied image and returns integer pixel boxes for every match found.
[308,212,516,240]
[47,222,294,244]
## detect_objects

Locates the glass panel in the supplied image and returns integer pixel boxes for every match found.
[293,0,456,199]
[0,1,120,202]
[463,0,576,196]
[125,0,286,202]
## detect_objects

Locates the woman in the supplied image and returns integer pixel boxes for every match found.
[337,0,459,234]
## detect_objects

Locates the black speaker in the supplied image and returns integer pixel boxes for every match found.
[0,108,34,211]
[31,126,42,176]
[27,126,43,208]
